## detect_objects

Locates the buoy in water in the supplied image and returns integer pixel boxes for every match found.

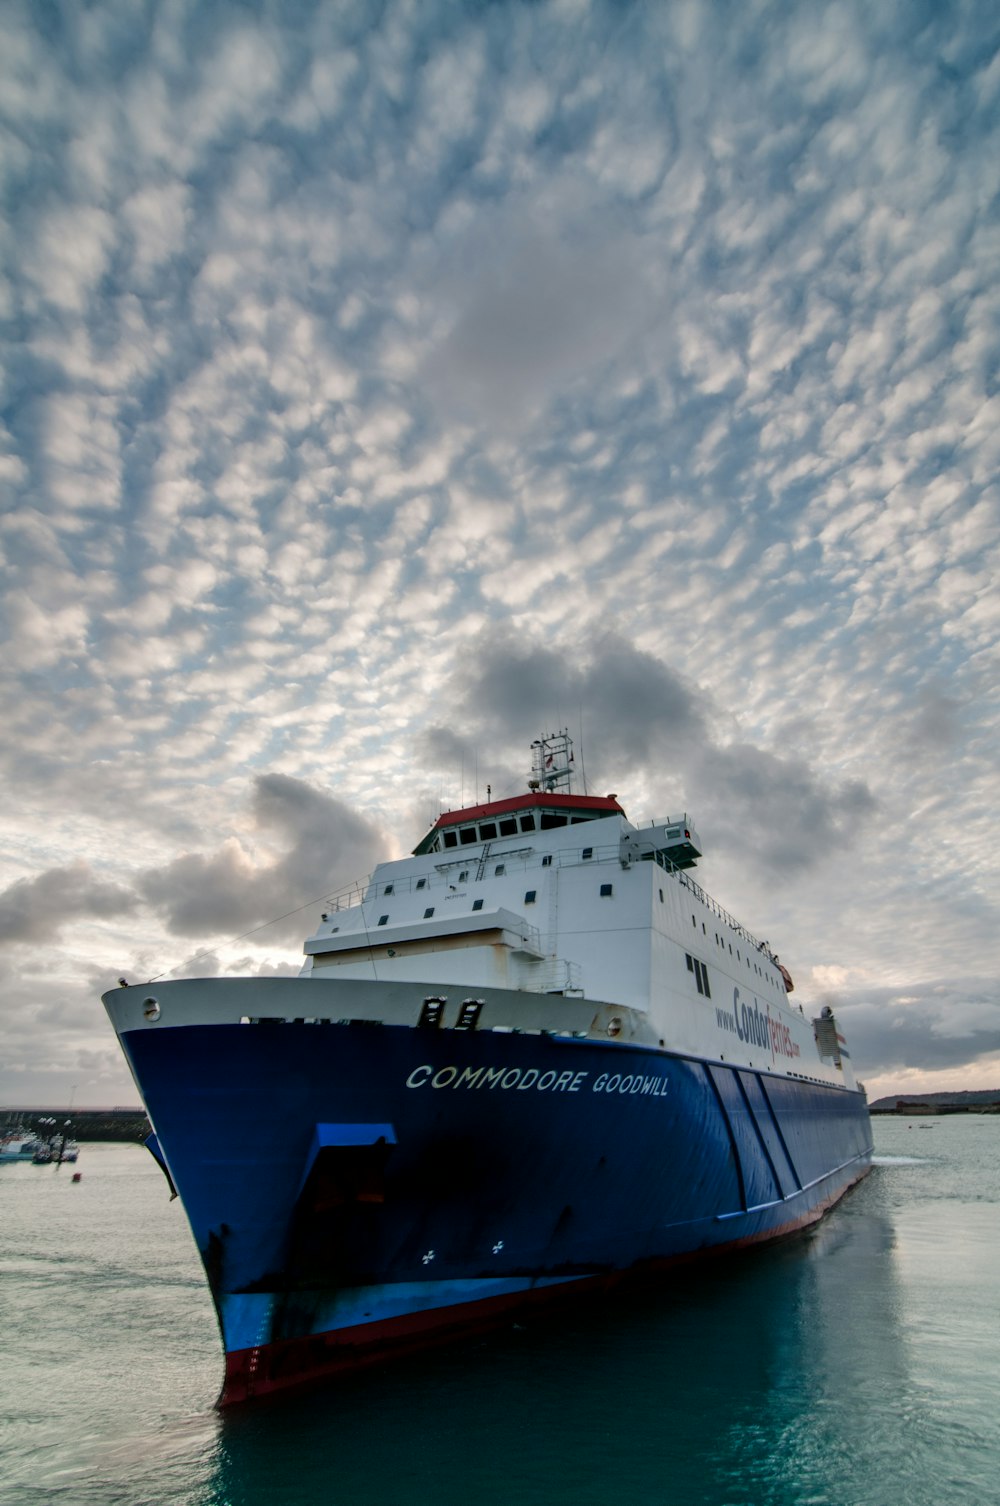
[72,1172,82,1182]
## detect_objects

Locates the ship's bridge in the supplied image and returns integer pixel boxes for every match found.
[412,729,701,870]
[415,798,701,873]
[413,791,626,856]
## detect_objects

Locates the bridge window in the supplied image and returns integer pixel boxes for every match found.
[443,831,458,847]
[499,817,518,836]
[519,814,536,832]
[460,827,478,845]
[479,822,497,839]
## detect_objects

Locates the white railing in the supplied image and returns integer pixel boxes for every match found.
[675,869,768,955]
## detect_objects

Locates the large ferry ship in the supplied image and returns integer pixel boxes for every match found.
[104,731,872,1405]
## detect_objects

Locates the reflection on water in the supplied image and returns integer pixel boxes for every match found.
[2,1123,999,1506]
[207,1128,999,1506]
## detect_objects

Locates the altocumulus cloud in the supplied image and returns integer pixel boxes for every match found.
[0,0,998,1105]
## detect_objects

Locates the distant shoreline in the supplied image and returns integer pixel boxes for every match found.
[870,1090,1000,1116]
[1,1108,149,1142]
[8,1096,1000,1131]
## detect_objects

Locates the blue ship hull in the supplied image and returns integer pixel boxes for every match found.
[122,1019,873,1404]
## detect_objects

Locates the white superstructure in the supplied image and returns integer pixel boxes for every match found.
[293,732,853,1092]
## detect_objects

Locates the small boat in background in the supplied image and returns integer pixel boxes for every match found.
[0,1133,41,1163]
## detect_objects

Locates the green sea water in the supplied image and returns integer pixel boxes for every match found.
[2,1117,998,1505]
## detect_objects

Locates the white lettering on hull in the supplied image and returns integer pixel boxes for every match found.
[405,1064,669,1098]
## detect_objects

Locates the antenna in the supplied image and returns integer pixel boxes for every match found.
[529,729,575,795]
[578,706,588,796]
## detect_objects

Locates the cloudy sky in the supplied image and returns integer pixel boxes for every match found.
[2,0,998,1109]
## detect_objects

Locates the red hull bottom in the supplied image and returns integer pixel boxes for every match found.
[218,1168,869,1406]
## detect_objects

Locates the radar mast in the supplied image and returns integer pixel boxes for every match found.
[528,731,575,796]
